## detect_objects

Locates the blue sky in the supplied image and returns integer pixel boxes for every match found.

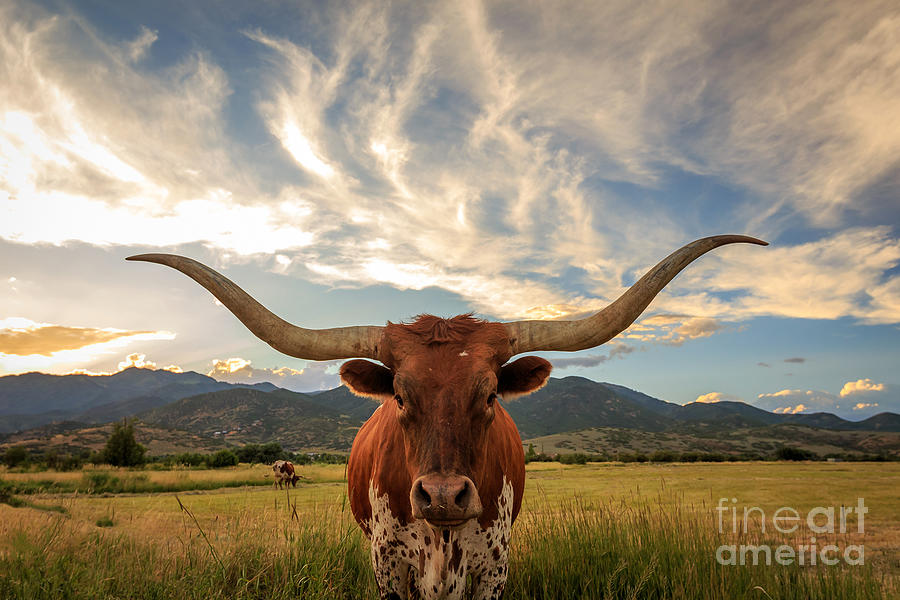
[1,1,898,419]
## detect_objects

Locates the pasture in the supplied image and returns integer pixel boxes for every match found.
[1,462,897,599]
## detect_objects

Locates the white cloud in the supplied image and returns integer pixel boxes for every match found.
[756,382,896,419]
[3,192,315,254]
[840,378,886,397]
[757,389,831,414]
[207,357,342,392]
[277,120,335,178]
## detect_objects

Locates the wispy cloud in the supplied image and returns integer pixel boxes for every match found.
[126,25,157,63]
[623,315,727,346]
[677,228,900,325]
[550,344,635,369]
[1,0,898,331]
[0,3,315,255]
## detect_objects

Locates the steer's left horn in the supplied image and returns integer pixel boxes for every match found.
[503,235,767,354]
[126,254,383,360]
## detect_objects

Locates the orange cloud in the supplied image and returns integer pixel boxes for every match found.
[839,378,885,397]
[694,392,740,404]
[118,353,182,373]
[773,404,808,414]
[0,318,164,356]
[67,353,183,376]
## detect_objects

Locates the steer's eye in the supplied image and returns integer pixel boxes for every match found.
[486,393,497,407]
[394,394,404,409]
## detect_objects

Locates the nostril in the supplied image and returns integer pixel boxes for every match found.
[414,480,431,507]
[454,480,471,509]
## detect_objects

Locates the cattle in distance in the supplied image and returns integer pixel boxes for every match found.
[272,459,300,489]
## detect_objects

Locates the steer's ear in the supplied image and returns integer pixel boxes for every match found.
[498,356,552,399]
[340,359,394,400]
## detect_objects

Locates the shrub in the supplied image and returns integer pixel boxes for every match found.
[559,453,589,465]
[700,452,727,462]
[775,446,817,461]
[308,453,349,464]
[234,442,286,464]
[205,449,238,468]
[290,453,313,465]
[170,453,206,467]
[649,450,677,463]
[40,450,85,471]
[2,446,29,468]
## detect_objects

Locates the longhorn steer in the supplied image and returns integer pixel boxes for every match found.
[128,235,765,599]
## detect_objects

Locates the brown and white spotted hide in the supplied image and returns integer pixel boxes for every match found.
[366,476,516,600]
[272,460,299,489]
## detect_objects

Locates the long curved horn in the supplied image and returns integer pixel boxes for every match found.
[504,235,767,354]
[126,254,383,360]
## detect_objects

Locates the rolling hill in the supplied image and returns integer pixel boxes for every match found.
[138,387,364,450]
[0,370,897,456]
[0,367,277,433]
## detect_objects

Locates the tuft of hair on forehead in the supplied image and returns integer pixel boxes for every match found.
[399,314,490,345]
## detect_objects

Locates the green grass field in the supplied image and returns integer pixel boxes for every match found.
[1,462,897,599]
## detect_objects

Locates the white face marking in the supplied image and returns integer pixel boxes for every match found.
[458,350,469,357]
[367,478,514,600]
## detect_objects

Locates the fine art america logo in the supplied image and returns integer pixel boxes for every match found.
[715,498,867,566]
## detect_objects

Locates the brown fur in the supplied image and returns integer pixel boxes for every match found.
[344,314,552,598]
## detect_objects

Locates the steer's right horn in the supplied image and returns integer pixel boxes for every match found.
[126,254,383,360]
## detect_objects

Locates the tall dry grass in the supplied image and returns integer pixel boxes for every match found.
[0,489,894,599]
[0,463,345,496]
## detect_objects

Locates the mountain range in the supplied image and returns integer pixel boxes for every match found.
[0,367,276,433]
[0,369,897,456]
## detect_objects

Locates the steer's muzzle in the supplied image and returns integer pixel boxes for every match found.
[410,474,482,527]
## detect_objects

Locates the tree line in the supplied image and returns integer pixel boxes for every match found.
[3,423,896,471]
[0,420,350,470]
[523,443,897,464]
